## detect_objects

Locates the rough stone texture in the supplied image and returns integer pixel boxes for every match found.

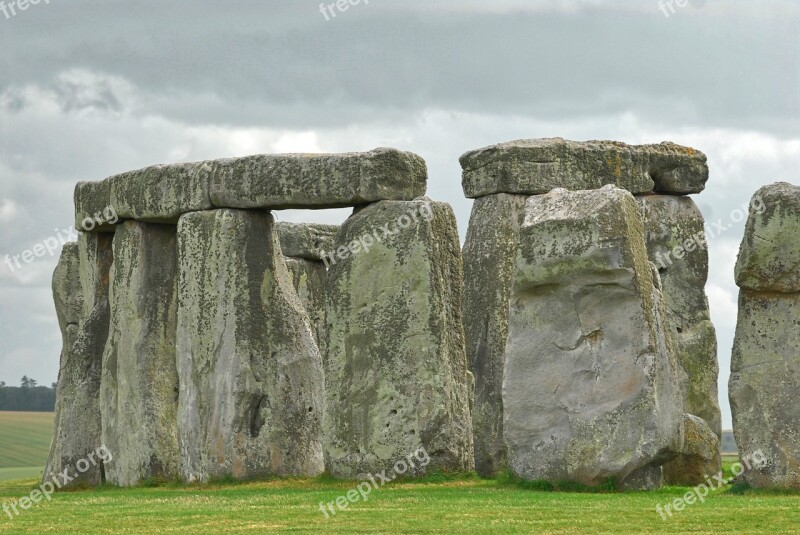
[639,195,721,485]
[461,193,529,476]
[100,221,181,486]
[730,291,800,488]
[277,222,339,261]
[75,162,214,227]
[503,186,683,488]
[177,209,324,482]
[735,182,800,293]
[730,184,800,488]
[324,199,474,478]
[44,234,113,487]
[285,258,328,360]
[74,179,116,232]
[461,138,708,198]
[663,414,721,485]
[209,148,427,209]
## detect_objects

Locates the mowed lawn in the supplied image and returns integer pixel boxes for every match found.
[0,476,799,534]
[0,412,53,482]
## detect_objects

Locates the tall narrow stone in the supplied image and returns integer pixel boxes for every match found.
[731,183,800,488]
[324,199,474,478]
[639,195,721,483]
[461,193,528,476]
[177,209,324,482]
[44,233,113,487]
[503,186,682,489]
[101,221,180,486]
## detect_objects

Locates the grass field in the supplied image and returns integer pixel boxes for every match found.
[0,413,798,533]
[1,476,799,533]
[0,412,53,482]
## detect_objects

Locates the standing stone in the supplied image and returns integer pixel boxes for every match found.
[101,221,180,486]
[461,193,528,476]
[639,195,721,483]
[177,209,324,482]
[285,258,328,359]
[277,222,339,358]
[503,186,682,488]
[324,199,474,478]
[460,139,708,199]
[44,234,113,487]
[731,183,800,488]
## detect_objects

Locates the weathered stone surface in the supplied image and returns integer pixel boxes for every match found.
[75,162,214,227]
[285,257,328,359]
[177,209,324,482]
[663,414,721,485]
[277,222,339,261]
[461,138,708,198]
[110,162,213,223]
[639,195,721,438]
[325,199,474,478]
[74,179,116,232]
[44,234,113,487]
[100,221,180,486]
[503,186,683,488]
[730,290,800,488]
[735,182,800,293]
[210,148,427,209]
[461,193,528,476]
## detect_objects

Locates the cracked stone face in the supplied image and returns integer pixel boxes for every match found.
[503,186,682,488]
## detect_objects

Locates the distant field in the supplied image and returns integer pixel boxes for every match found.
[0,412,53,481]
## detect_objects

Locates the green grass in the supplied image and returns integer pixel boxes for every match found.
[0,476,798,533]
[0,412,53,482]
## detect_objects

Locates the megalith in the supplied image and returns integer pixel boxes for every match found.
[324,199,474,478]
[503,186,683,489]
[730,182,800,488]
[639,195,722,483]
[461,193,528,476]
[176,209,325,482]
[100,221,181,486]
[43,234,113,487]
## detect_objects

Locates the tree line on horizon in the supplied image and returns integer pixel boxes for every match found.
[0,376,56,412]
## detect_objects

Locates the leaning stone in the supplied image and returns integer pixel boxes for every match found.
[639,195,721,437]
[461,193,529,476]
[100,221,181,486]
[730,290,800,488]
[277,222,339,261]
[663,414,722,486]
[324,199,474,478]
[285,257,328,359]
[176,209,324,482]
[460,138,708,198]
[209,148,427,209]
[44,234,113,488]
[735,182,800,293]
[503,186,683,489]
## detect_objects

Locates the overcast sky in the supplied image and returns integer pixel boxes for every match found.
[0,0,798,428]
